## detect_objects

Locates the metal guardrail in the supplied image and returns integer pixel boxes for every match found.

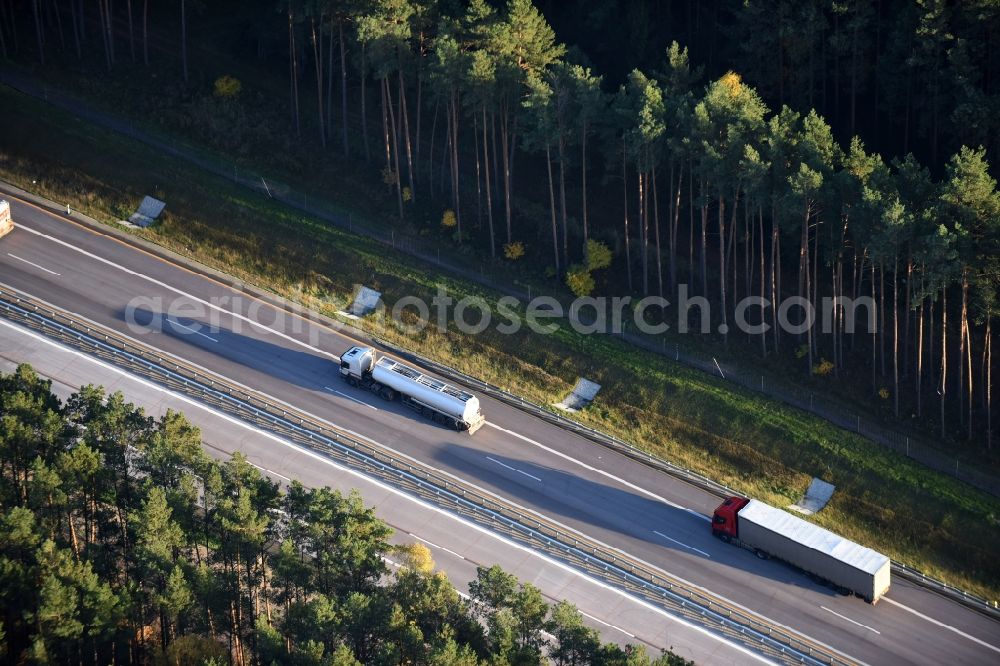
[0,284,852,666]
[376,340,1000,623]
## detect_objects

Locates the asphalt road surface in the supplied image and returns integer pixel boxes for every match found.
[0,313,772,665]
[1,191,998,665]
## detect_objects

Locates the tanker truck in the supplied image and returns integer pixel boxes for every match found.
[712,496,891,604]
[0,200,12,238]
[339,346,485,433]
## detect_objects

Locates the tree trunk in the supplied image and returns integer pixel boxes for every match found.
[718,193,728,342]
[928,296,935,417]
[492,113,501,207]
[699,185,708,298]
[581,121,589,258]
[32,0,44,64]
[904,255,913,375]
[361,42,371,161]
[310,18,326,147]
[483,106,495,259]
[811,214,818,355]
[381,78,392,180]
[387,79,405,220]
[546,142,560,275]
[326,16,334,135]
[50,0,66,57]
[474,114,482,228]
[415,74,422,184]
[958,267,967,430]
[0,1,7,58]
[450,90,461,235]
[688,162,695,289]
[941,287,948,440]
[962,269,972,440]
[652,164,663,298]
[501,102,513,244]
[558,131,569,267]
[879,262,886,377]
[801,204,812,374]
[640,170,649,294]
[289,6,300,136]
[986,317,992,449]
[893,256,899,417]
[427,97,439,188]
[670,165,682,293]
[916,278,925,417]
[399,68,415,203]
[760,204,767,356]
[743,199,751,319]
[68,0,82,59]
[97,0,112,70]
[181,0,188,84]
[126,0,134,61]
[872,259,878,395]
[622,137,632,291]
[339,20,349,156]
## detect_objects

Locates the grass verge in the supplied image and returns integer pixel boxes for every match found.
[2,84,999,601]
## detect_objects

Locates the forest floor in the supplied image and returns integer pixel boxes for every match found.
[2,84,999,601]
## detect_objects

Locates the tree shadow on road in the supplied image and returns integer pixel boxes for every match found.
[434,442,845,602]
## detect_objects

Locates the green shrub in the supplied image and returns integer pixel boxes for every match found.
[503,241,525,260]
[586,239,612,271]
[213,75,242,99]
[565,264,595,297]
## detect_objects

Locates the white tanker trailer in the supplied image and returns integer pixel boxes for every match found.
[339,346,485,433]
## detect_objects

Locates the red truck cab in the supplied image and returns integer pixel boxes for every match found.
[712,496,749,541]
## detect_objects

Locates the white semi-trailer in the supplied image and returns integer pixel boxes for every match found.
[713,496,891,603]
[339,346,485,433]
[0,200,12,238]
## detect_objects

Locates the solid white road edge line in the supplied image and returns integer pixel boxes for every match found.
[325,387,379,411]
[820,606,881,635]
[882,598,1000,654]
[653,530,712,558]
[0,316,778,665]
[7,252,61,276]
[578,610,637,639]
[487,455,542,482]
[407,533,467,560]
[167,316,219,343]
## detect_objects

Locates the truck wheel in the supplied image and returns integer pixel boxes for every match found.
[719,534,731,544]
[346,376,358,388]
[754,549,769,560]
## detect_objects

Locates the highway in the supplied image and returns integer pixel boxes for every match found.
[1,190,999,664]
[0,317,764,664]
